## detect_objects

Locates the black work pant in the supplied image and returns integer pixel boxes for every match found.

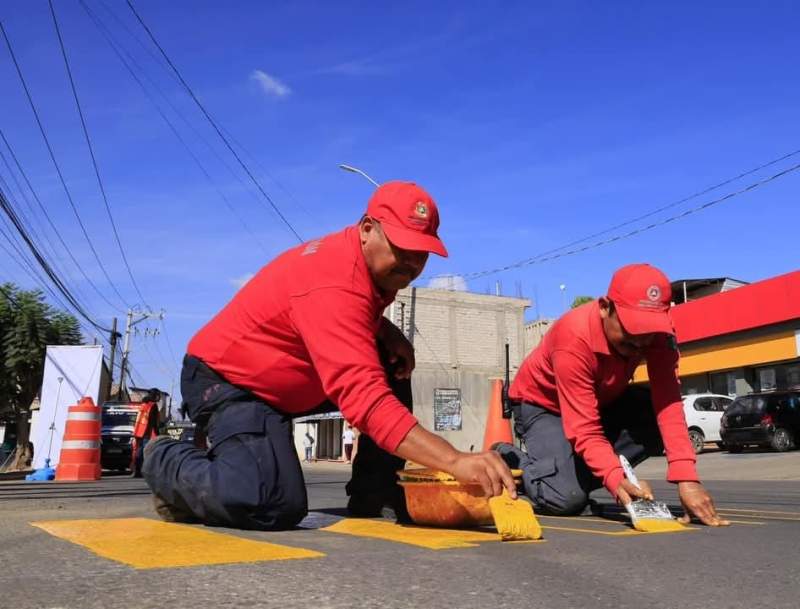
[513,386,664,516]
[143,354,412,530]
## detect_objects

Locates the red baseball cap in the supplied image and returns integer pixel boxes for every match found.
[607,263,674,335]
[366,181,448,257]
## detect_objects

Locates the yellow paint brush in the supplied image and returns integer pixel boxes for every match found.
[488,489,543,541]
[619,455,687,533]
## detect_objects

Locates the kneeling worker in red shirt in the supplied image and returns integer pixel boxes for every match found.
[496,264,729,526]
[143,181,515,529]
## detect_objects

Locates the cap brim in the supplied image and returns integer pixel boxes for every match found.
[381,222,448,257]
[615,304,674,336]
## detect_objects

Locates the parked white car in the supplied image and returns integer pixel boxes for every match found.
[683,393,735,453]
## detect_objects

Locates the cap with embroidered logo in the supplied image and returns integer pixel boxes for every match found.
[366,181,448,257]
[607,263,674,335]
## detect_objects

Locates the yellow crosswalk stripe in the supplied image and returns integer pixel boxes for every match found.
[32,518,324,569]
[322,518,538,549]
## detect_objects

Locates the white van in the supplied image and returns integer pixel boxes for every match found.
[683,393,734,453]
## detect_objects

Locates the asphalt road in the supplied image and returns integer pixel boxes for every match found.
[1,455,798,609]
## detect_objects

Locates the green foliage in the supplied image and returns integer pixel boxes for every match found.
[571,295,595,308]
[0,283,83,420]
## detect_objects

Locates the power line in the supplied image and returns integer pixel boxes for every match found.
[0,19,129,312]
[0,185,113,334]
[452,157,800,281]
[48,0,149,308]
[125,0,304,243]
[0,129,100,311]
[0,145,87,304]
[78,0,270,256]
[0,230,102,343]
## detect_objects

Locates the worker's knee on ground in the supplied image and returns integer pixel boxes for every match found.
[542,488,589,516]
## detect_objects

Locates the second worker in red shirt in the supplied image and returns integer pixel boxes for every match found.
[497,264,729,526]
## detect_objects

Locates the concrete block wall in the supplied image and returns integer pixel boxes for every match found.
[389,287,530,451]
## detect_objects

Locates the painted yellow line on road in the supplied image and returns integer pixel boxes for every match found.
[717,513,800,522]
[541,524,644,536]
[31,518,324,569]
[538,515,627,525]
[323,518,540,549]
[718,508,800,517]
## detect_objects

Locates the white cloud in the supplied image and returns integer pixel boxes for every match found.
[323,59,383,76]
[427,274,468,292]
[229,273,255,289]
[250,70,291,98]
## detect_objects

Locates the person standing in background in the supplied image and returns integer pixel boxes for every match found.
[342,424,355,464]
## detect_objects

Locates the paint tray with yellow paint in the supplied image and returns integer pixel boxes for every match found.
[397,467,541,540]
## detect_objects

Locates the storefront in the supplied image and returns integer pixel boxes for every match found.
[635,270,800,396]
[292,412,344,461]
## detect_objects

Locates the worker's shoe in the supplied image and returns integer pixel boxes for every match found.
[142,435,200,524]
[151,493,200,524]
[490,441,530,470]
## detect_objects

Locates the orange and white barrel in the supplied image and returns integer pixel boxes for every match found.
[55,396,102,481]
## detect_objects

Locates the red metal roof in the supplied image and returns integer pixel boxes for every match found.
[671,270,800,344]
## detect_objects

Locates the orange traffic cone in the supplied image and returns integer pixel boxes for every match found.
[55,397,102,481]
[482,378,513,451]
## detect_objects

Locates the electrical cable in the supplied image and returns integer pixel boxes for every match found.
[125,0,304,243]
[0,19,129,312]
[449,159,800,281]
[0,185,113,334]
[48,0,150,307]
[0,129,101,311]
[79,1,270,255]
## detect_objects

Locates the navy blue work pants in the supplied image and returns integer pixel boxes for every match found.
[143,354,411,530]
[512,386,664,516]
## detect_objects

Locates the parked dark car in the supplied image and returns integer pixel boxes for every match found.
[720,390,800,452]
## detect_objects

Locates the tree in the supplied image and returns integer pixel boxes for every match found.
[571,295,595,308]
[0,283,83,470]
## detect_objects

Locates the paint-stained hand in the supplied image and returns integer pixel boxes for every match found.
[378,318,415,379]
[450,451,518,499]
[677,481,731,526]
[616,478,655,505]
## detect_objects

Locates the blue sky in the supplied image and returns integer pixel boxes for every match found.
[1,1,798,402]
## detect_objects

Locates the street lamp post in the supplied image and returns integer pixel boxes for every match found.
[338,164,381,188]
[560,284,567,312]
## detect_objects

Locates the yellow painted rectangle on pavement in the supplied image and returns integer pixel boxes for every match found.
[31,518,324,569]
[323,518,527,549]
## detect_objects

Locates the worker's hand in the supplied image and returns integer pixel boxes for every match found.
[449,451,517,499]
[677,481,730,526]
[615,478,655,506]
[377,318,415,379]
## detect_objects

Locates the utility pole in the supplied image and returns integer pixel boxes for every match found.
[118,308,164,399]
[106,317,121,400]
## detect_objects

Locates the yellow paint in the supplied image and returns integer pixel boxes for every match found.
[718,508,800,516]
[488,490,543,541]
[31,518,324,569]
[717,513,800,523]
[541,525,644,536]
[634,330,798,382]
[630,518,689,533]
[322,518,530,549]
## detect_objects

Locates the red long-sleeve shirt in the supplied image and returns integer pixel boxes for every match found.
[187,226,419,453]
[509,301,697,495]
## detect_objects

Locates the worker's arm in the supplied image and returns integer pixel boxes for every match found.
[647,340,729,526]
[377,316,415,380]
[394,424,517,498]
